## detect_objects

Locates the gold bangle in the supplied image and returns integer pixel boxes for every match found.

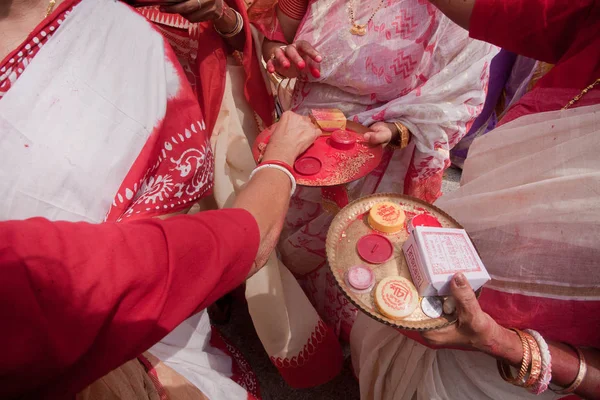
[523,332,542,388]
[513,329,532,385]
[551,345,587,394]
[392,122,410,149]
[498,329,531,385]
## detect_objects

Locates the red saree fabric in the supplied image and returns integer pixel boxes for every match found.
[0,209,259,399]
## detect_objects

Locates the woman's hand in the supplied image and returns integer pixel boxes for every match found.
[160,0,224,22]
[264,40,322,79]
[364,122,398,146]
[263,111,321,165]
[421,273,523,365]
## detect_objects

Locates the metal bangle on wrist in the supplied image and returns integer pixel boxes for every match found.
[214,7,244,38]
[388,122,410,150]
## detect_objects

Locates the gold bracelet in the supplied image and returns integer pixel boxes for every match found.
[550,345,587,394]
[392,122,410,149]
[523,332,542,388]
[497,329,531,385]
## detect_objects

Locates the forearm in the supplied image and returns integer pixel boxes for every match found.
[214,5,245,51]
[260,7,301,59]
[232,167,292,275]
[0,210,258,397]
[431,0,596,64]
[478,327,600,398]
[428,0,474,30]
[276,6,302,43]
[548,342,599,398]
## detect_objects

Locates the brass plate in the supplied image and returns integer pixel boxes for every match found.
[326,193,463,330]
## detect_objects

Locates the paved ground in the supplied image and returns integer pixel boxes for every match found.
[220,167,462,399]
[221,300,359,400]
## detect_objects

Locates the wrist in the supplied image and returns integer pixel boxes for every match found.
[262,149,296,166]
[387,122,400,141]
[214,6,233,30]
[478,325,524,366]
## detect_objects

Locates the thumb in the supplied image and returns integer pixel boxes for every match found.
[370,130,389,145]
[450,273,481,320]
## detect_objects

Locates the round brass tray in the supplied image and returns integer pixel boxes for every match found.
[326,193,464,330]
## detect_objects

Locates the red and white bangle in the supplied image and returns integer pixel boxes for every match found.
[525,329,552,394]
[249,162,297,196]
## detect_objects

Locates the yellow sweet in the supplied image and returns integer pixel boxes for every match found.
[309,108,346,132]
[368,202,406,234]
[375,276,419,320]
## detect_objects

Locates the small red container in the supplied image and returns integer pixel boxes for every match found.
[294,156,322,176]
[330,129,357,150]
[357,234,394,264]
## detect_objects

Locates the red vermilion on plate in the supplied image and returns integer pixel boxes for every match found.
[252,121,383,187]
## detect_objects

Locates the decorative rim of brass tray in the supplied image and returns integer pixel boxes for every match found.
[326,193,468,331]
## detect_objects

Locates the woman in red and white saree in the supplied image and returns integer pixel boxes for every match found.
[238,0,497,385]
[351,1,600,399]
[0,0,270,399]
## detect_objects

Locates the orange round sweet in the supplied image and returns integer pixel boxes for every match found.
[375,276,419,320]
[368,202,406,234]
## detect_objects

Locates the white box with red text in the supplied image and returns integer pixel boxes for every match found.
[402,226,490,297]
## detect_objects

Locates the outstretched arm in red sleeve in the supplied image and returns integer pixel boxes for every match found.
[0,111,320,399]
[429,0,597,64]
[0,209,259,399]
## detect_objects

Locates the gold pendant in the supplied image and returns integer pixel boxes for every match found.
[350,24,367,36]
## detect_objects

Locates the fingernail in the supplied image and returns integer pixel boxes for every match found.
[310,67,320,78]
[315,55,322,62]
[297,61,306,69]
[283,62,290,68]
[454,273,466,288]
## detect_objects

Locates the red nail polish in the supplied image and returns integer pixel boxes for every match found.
[310,67,320,78]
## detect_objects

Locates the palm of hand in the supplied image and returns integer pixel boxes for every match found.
[420,274,499,352]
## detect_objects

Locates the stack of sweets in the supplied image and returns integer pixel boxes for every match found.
[402,226,490,296]
[309,109,346,133]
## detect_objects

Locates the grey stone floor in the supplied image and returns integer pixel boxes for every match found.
[219,167,462,399]
[220,300,359,400]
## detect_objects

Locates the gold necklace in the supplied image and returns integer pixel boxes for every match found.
[563,78,600,110]
[45,0,57,17]
[347,0,384,36]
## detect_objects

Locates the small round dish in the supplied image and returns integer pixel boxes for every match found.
[294,156,322,176]
[357,234,394,264]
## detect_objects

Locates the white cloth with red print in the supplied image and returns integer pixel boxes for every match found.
[276,0,497,341]
[289,0,497,202]
[0,0,252,399]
